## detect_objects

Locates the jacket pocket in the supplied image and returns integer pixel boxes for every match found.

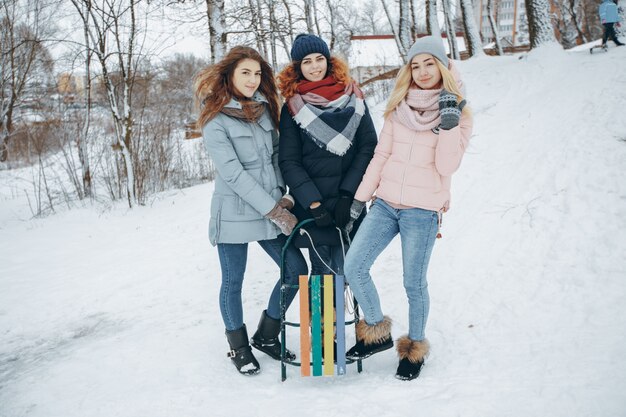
[227,125,259,164]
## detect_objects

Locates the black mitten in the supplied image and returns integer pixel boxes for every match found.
[333,193,353,228]
[309,205,333,227]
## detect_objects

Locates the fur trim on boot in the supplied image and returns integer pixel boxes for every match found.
[346,316,393,360]
[355,316,392,344]
[395,336,429,381]
[396,336,429,362]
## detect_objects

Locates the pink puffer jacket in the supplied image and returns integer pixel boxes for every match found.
[354,113,473,212]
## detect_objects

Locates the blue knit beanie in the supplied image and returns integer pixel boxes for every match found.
[406,36,449,67]
[290,33,331,62]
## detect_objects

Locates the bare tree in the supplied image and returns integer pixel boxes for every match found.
[398,0,412,52]
[441,0,460,59]
[426,0,441,35]
[460,0,484,56]
[326,0,338,49]
[205,0,227,63]
[381,0,407,59]
[525,0,557,48]
[358,0,386,34]
[70,0,142,207]
[409,0,418,40]
[560,0,588,44]
[303,0,314,33]
[0,0,54,163]
[487,0,504,54]
[74,0,92,198]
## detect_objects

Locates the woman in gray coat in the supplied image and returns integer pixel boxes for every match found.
[194,46,307,376]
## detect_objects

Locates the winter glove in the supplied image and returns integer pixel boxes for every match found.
[438,89,467,131]
[266,203,298,235]
[333,193,353,228]
[309,204,333,228]
[344,200,366,235]
[278,194,295,211]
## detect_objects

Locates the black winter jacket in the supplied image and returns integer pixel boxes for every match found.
[278,102,377,247]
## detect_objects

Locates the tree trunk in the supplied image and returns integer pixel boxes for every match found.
[487,0,503,54]
[312,0,322,36]
[399,0,412,53]
[326,0,337,50]
[442,0,460,59]
[460,0,485,56]
[303,0,314,33]
[79,0,92,198]
[410,0,418,41]
[206,0,227,63]
[426,0,441,36]
[267,0,277,68]
[248,0,264,54]
[381,0,407,58]
[281,0,295,43]
[525,0,557,48]
[567,0,587,44]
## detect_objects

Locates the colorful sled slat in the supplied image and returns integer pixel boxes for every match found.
[310,275,322,376]
[323,275,334,376]
[298,275,311,377]
[335,274,346,375]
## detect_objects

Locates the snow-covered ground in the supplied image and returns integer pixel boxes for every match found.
[1,41,626,417]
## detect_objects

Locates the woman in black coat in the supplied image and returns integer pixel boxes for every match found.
[277,33,377,275]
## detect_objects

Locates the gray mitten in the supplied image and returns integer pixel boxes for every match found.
[344,200,366,234]
[439,89,466,131]
[265,204,298,235]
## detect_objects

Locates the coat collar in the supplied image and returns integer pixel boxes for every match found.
[223,91,268,109]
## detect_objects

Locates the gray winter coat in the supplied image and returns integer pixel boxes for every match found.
[202,93,284,245]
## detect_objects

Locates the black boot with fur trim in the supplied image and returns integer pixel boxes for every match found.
[346,316,393,360]
[395,336,429,381]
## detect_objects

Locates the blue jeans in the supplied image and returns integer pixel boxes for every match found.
[217,235,308,331]
[344,199,438,341]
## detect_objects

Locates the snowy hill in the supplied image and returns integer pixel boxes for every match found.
[1,43,626,417]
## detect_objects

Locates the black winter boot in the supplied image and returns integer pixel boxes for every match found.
[251,310,296,362]
[225,325,260,376]
[395,336,429,381]
[346,316,393,360]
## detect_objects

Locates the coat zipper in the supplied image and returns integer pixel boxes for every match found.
[400,133,417,204]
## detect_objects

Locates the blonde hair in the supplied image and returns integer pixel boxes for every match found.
[383,58,471,119]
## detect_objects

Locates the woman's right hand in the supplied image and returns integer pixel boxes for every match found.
[309,203,333,227]
[266,204,298,235]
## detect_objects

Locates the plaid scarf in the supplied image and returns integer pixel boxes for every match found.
[287,76,365,156]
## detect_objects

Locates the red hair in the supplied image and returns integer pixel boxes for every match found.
[194,46,280,129]
[277,56,353,100]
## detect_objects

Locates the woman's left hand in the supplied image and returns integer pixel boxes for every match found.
[438,89,466,131]
[334,193,353,228]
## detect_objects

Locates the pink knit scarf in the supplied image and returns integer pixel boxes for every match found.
[394,88,442,131]
[393,60,466,132]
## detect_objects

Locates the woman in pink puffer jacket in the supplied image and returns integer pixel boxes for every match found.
[343,36,473,381]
